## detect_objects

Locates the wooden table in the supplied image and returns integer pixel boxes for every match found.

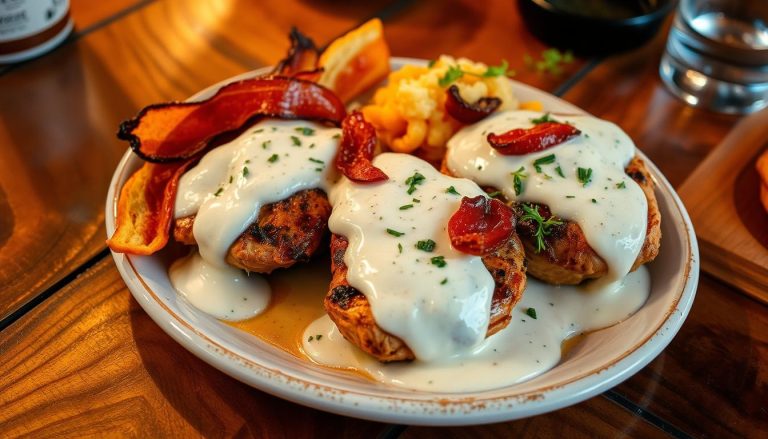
[1,1,766,437]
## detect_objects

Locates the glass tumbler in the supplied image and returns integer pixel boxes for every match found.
[659,0,768,114]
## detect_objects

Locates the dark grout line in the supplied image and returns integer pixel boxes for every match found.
[603,389,692,439]
[0,248,111,332]
[377,424,407,439]
[0,0,156,78]
[552,57,603,97]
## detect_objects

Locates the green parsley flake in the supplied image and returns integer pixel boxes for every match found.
[526,307,538,319]
[430,255,447,267]
[386,228,405,237]
[398,243,403,254]
[415,239,436,252]
[555,165,565,178]
[531,112,560,124]
[591,198,597,204]
[214,188,223,197]
[520,203,563,252]
[445,186,461,196]
[308,336,314,342]
[616,181,626,189]
[308,157,324,164]
[511,166,527,196]
[533,154,556,173]
[405,172,426,195]
[332,133,341,139]
[577,167,593,186]
[399,204,414,210]
[566,195,575,199]
[262,140,271,149]
[295,127,315,136]
[412,198,421,203]
[488,191,502,198]
[229,175,233,184]
[253,128,264,133]
[440,278,448,285]
[427,59,437,68]
[482,59,510,77]
[267,154,279,163]
[242,166,250,177]
[291,135,302,146]
[438,65,464,87]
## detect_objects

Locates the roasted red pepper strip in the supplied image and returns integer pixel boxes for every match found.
[444,85,501,124]
[118,76,346,163]
[487,122,580,155]
[448,195,514,256]
[107,159,196,255]
[336,111,388,183]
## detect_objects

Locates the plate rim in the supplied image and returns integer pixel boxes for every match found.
[106,57,699,426]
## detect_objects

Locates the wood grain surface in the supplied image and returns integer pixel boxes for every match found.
[678,108,768,303]
[70,0,149,30]
[0,258,390,438]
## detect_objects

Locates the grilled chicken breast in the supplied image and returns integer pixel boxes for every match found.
[324,232,527,362]
[516,156,661,284]
[173,188,331,273]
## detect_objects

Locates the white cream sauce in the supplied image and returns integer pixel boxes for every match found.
[169,119,341,321]
[446,110,647,283]
[327,153,495,361]
[303,267,650,392]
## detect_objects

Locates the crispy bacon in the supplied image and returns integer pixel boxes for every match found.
[273,27,323,80]
[118,76,346,163]
[336,111,388,183]
[107,159,196,255]
[444,85,501,124]
[448,195,514,256]
[487,122,580,155]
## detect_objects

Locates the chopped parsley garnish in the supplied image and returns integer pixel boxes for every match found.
[530,112,559,124]
[524,48,574,75]
[316,334,322,340]
[262,140,271,149]
[511,166,527,196]
[415,239,436,252]
[405,172,426,195]
[555,165,565,178]
[229,175,233,184]
[427,59,437,68]
[482,59,510,77]
[398,243,403,254]
[616,181,626,189]
[526,307,538,319]
[430,255,447,267]
[440,278,448,285]
[533,154,556,173]
[591,198,597,204]
[295,127,315,136]
[399,204,414,210]
[332,133,341,139]
[488,191,502,198]
[577,167,593,186]
[214,188,223,197]
[308,157,324,164]
[445,186,461,196]
[309,143,316,149]
[242,166,250,176]
[386,228,405,237]
[267,154,279,163]
[291,135,302,146]
[245,159,251,164]
[520,203,563,252]
[566,195,575,198]
[308,336,314,342]
[412,198,421,203]
[253,128,264,133]
[438,65,464,87]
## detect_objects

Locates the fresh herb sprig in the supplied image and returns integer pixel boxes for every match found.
[511,166,527,196]
[520,204,562,252]
[438,60,514,87]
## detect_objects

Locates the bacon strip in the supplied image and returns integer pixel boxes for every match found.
[336,111,388,183]
[444,85,501,124]
[107,159,196,255]
[448,195,514,256]
[487,122,580,155]
[118,76,346,163]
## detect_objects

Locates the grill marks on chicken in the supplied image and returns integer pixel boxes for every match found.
[324,233,527,362]
[173,188,331,273]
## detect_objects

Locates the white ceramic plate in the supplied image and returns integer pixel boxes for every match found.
[106,58,699,426]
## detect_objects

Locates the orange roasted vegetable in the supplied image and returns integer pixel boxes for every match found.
[107,160,195,255]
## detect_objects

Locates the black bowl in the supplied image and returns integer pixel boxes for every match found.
[518,0,677,55]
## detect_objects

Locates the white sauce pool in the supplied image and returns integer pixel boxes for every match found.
[303,267,649,392]
[445,110,647,283]
[327,153,494,361]
[169,119,341,321]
